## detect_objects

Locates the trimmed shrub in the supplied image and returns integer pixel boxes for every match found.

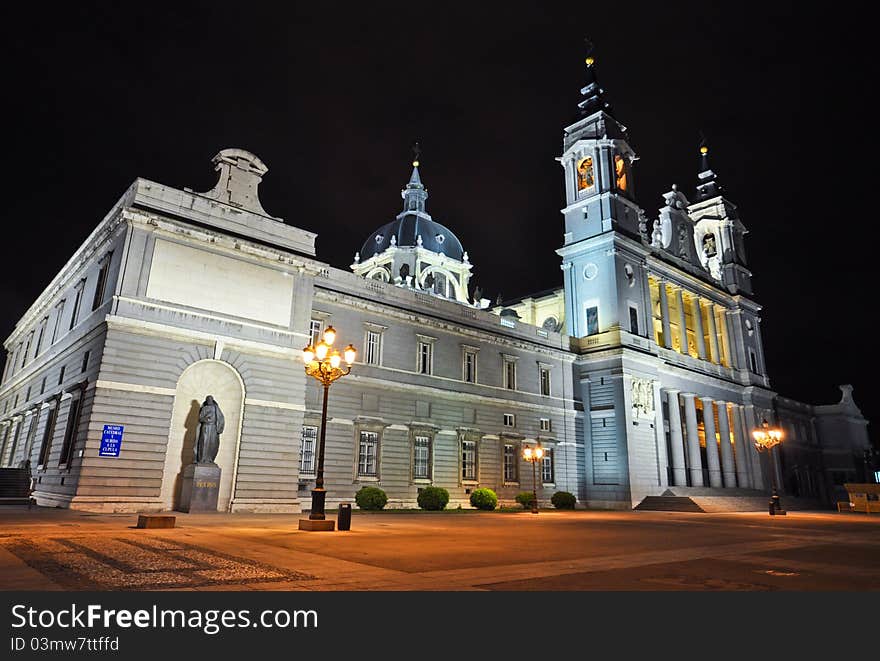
[469,488,498,511]
[515,491,535,508]
[355,486,388,511]
[417,486,450,511]
[551,491,577,510]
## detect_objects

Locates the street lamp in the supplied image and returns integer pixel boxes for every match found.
[752,418,786,516]
[522,443,545,514]
[299,326,356,531]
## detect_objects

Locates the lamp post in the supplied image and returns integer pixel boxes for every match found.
[752,418,785,516]
[522,443,544,514]
[299,326,356,531]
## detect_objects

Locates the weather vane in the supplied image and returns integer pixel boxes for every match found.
[412,141,421,167]
[584,36,595,66]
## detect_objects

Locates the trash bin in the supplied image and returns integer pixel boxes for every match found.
[338,503,352,531]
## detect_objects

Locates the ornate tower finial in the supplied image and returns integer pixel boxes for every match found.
[402,143,428,213]
[412,141,422,168]
[694,132,722,201]
[577,38,611,117]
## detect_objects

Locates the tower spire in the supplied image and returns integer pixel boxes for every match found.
[402,142,428,213]
[577,38,612,117]
[694,134,722,201]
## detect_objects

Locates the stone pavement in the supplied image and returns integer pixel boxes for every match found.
[1,507,878,591]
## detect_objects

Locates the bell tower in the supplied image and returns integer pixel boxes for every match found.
[557,49,646,339]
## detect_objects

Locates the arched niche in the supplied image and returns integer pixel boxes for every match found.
[159,359,245,511]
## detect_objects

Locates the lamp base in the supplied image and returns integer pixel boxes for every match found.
[298,519,335,531]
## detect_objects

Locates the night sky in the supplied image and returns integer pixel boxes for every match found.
[2,3,873,441]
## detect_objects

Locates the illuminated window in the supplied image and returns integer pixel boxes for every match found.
[300,426,317,475]
[576,157,595,192]
[503,444,518,482]
[461,440,477,481]
[614,154,628,192]
[357,431,379,477]
[413,435,431,479]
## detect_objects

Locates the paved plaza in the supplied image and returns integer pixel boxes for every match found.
[0,507,878,591]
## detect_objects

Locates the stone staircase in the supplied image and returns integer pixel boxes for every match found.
[635,488,826,513]
[0,467,34,507]
[634,495,704,512]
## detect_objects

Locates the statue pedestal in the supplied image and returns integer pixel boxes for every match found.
[178,463,221,513]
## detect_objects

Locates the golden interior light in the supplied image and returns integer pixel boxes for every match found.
[322,326,337,346]
[315,341,329,360]
[302,345,315,363]
[344,344,357,365]
[329,351,342,369]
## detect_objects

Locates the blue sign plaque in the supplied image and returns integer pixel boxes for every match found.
[99,424,124,457]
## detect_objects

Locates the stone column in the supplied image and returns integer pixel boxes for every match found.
[658,281,672,349]
[742,405,765,490]
[701,397,722,487]
[732,405,752,488]
[692,296,707,360]
[665,389,687,487]
[705,302,721,365]
[676,289,689,356]
[716,402,736,487]
[724,313,739,368]
[682,393,703,486]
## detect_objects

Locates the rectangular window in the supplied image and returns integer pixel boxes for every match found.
[69,280,86,331]
[358,430,379,477]
[749,349,758,373]
[58,366,65,386]
[37,400,61,466]
[92,252,113,311]
[542,449,554,484]
[503,357,517,390]
[629,305,639,335]
[59,393,84,467]
[51,300,66,344]
[300,425,317,475]
[503,444,518,482]
[461,439,477,481]
[503,413,515,427]
[81,351,90,374]
[413,435,431,479]
[586,305,599,336]
[40,377,46,395]
[309,319,323,347]
[463,349,477,383]
[540,418,552,432]
[365,330,381,366]
[417,341,433,375]
[34,317,48,357]
[540,366,551,396]
[22,332,34,368]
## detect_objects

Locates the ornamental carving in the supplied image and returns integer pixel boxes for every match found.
[631,377,655,417]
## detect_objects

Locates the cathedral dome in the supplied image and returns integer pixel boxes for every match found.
[359,213,464,261]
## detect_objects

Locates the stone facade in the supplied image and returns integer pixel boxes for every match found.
[0,63,871,513]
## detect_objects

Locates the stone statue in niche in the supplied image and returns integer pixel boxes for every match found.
[678,225,689,258]
[399,263,410,280]
[194,395,225,465]
[631,378,655,417]
[702,233,717,258]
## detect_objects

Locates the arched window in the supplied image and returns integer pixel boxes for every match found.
[614,154,628,192]
[576,157,595,193]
